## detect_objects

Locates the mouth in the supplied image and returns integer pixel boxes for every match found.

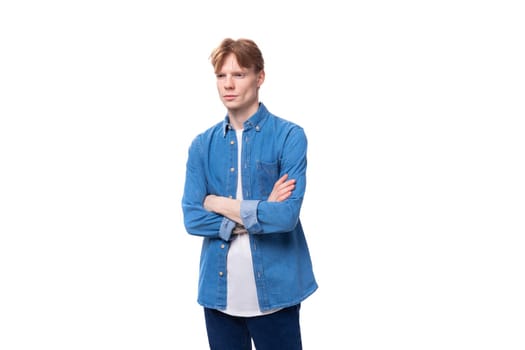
[223,95,237,101]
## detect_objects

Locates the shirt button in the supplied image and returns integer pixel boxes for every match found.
[219,271,224,277]
[221,244,225,249]
[230,167,235,172]
[230,140,235,145]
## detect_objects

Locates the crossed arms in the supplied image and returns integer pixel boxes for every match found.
[203,174,296,230]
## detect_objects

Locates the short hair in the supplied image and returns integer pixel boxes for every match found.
[210,38,264,74]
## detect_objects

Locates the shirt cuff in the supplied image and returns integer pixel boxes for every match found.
[240,200,262,234]
[219,218,236,241]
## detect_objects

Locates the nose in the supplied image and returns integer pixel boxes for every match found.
[224,74,234,89]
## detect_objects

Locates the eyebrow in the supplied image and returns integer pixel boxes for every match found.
[216,68,250,75]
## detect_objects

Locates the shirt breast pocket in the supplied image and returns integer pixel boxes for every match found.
[256,160,279,198]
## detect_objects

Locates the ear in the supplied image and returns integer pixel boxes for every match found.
[257,70,265,87]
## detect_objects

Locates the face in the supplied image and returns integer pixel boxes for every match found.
[215,53,264,116]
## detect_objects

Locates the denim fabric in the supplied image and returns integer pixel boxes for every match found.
[182,103,318,311]
[204,304,302,350]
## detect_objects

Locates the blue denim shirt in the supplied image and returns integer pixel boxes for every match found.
[182,103,318,311]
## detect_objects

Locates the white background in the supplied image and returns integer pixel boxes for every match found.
[1,1,524,349]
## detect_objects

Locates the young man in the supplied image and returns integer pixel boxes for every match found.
[182,38,318,350]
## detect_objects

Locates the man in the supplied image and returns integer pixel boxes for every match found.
[182,38,318,350]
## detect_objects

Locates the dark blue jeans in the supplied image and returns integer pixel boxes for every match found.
[204,304,302,350]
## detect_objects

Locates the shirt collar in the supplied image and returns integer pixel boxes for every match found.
[222,102,269,137]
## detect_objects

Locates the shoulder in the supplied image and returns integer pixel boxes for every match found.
[266,113,306,140]
[187,120,225,154]
[262,107,304,132]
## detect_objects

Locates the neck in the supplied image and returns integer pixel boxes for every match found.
[228,102,259,130]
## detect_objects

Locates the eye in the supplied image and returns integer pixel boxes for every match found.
[233,73,246,79]
[216,74,226,79]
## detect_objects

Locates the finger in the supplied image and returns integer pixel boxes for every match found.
[274,173,288,186]
[278,190,292,201]
[278,181,295,192]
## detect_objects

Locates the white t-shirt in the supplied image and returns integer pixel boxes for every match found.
[223,130,276,316]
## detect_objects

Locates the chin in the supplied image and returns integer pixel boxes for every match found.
[223,101,240,110]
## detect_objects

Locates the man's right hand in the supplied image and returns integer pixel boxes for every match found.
[267,174,296,202]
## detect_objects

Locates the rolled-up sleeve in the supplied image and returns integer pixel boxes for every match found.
[241,199,262,234]
[219,218,236,241]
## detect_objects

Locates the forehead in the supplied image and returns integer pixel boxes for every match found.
[218,53,249,72]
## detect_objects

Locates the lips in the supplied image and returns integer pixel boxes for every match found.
[223,95,237,101]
